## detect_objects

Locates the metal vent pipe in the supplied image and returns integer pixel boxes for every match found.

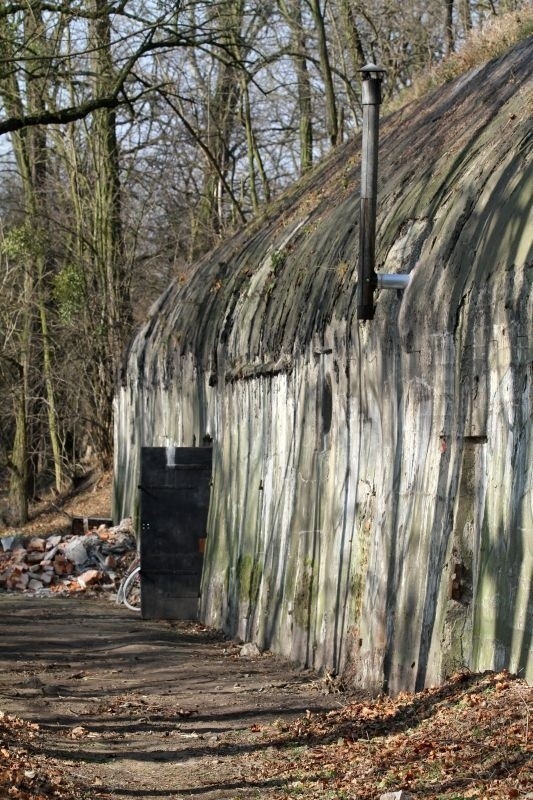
[357,64,384,321]
[357,64,410,321]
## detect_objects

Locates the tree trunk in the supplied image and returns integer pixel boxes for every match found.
[338,0,366,73]
[295,11,313,172]
[196,19,244,251]
[309,0,339,147]
[241,81,271,210]
[279,0,313,174]
[88,0,131,464]
[24,3,66,493]
[459,0,472,33]
[0,3,66,509]
[445,0,455,55]
[8,302,31,524]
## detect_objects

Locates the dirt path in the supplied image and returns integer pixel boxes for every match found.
[0,595,342,799]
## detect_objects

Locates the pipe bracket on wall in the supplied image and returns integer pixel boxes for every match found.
[376,273,411,290]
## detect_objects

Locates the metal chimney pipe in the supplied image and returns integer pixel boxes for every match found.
[357,64,386,321]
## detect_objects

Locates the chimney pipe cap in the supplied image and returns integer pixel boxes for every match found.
[361,63,386,80]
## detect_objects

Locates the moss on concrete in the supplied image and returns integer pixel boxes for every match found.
[237,554,263,604]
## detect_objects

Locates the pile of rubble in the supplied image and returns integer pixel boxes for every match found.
[0,519,136,597]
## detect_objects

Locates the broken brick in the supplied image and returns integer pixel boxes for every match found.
[77,569,102,588]
[27,537,46,552]
[26,551,45,564]
[0,523,135,598]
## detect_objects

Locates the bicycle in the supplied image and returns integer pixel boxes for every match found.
[116,555,141,612]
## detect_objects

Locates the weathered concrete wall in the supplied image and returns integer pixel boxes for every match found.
[114,40,532,693]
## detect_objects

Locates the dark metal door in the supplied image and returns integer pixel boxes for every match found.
[139,446,212,620]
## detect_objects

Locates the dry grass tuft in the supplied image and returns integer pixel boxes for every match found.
[388,8,533,113]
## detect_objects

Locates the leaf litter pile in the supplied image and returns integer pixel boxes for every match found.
[258,670,532,800]
[0,712,83,800]
[0,670,531,799]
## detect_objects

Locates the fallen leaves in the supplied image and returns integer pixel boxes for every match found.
[0,712,84,799]
[0,667,531,800]
[259,670,532,800]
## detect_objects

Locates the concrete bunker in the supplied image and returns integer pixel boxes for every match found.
[114,39,532,693]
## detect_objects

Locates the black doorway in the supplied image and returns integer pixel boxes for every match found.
[139,446,212,619]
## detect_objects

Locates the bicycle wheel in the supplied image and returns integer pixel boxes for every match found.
[121,565,141,612]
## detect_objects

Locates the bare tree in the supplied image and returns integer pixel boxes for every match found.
[0,0,527,515]
[0,2,68,520]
